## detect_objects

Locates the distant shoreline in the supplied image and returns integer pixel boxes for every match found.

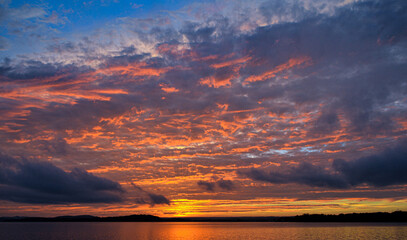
[1,211,406,222]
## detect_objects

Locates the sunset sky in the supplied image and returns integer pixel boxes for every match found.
[0,0,406,217]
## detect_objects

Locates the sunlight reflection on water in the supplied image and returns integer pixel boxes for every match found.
[0,222,406,240]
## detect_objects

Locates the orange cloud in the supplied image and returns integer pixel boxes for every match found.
[245,56,312,83]
[210,56,251,69]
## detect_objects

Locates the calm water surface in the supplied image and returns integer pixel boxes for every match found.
[0,222,406,240]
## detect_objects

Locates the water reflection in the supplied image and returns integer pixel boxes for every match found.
[0,222,406,240]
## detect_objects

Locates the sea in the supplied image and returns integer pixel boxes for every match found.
[0,222,406,240]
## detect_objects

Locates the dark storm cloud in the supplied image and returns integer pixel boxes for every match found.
[0,59,90,81]
[240,163,348,189]
[131,183,170,206]
[197,181,215,191]
[217,179,235,190]
[240,140,407,188]
[103,52,149,67]
[333,140,407,187]
[308,110,340,136]
[147,193,171,205]
[0,60,60,80]
[197,179,235,191]
[0,154,124,204]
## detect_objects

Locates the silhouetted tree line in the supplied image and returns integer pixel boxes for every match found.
[1,211,405,222]
[278,211,407,222]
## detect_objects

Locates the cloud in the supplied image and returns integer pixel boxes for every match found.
[0,2,46,23]
[0,0,406,213]
[259,0,312,24]
[333,140,407,187]
[0,1,405,153]
[0,36,8,50]
[0,154,124,204]
[147,193,170,205]
[307,110,340,136]
[197,180,215,191]
[8,4,46,20]
[217,179,235,190]
[242,0,407,135]
[131,3,143,9]
[197,179,235,191]
[0,2,69,59]
[131,183,170,206]
[240,163,349,189]
[240,140,407,189]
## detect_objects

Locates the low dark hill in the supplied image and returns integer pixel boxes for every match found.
[279,211,407,222]
[0,211,405,222]
[0,214,159,222]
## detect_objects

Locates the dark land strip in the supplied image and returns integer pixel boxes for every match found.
[1,211,406,222]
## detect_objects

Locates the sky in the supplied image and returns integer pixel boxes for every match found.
[0,0,406,217]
